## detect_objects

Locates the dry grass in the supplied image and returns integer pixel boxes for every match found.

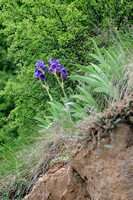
[113,61,133,103]
[0,132,72,199]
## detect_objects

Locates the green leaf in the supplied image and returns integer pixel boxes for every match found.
[104,144,114,148]
[70,75,102,87]
[75,64,95,74]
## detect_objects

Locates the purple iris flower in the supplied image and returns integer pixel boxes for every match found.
[53,59,59,64]
[43,66,47,72]
[36,60,44,69]
[40,74,45,82]
[49,57,68,78]
[56,65,63,71]
[49,57,60,73]
[49,57,59,65]
[48,63,57,72]
[34,68,46,81]
[48,68,54,73]
[62,73,67,78]
[61,68,67,78]
[34,68,42,77]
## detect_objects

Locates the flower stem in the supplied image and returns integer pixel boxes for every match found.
[57,78,67,99]
[41,82,53,101]
[47,89,53,101]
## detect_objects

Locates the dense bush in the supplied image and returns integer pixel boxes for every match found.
[0,23,16,140]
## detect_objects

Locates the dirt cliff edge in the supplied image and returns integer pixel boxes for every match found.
[24,94,133,200]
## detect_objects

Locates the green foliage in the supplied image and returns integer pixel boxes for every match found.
[70,37,133,112]
[36,34,133,133]
[35,99,74,131]
[0,72,14,128]
[0,23,16,72]
[0,23,16,141]
[1,0,132,65]
[50,154,70,165]
[0,0,132,139]
[0,22,16,124]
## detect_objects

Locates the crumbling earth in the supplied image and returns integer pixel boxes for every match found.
[24,94,133,200]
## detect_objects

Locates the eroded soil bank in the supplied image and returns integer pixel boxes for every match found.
[24,94,133,200]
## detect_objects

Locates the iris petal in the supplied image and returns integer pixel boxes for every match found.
[36,60,44,69]
[40,74,45,81]
[55,60,59,64]
[43,67,47,72]
[34,68,42,77]
[56,65,62,71]
[48,57,67,78]
[62,73,67,78]
[51,63,56,70]
[49,67,53,73]
[61,68,67,74]
[49,57,53,64]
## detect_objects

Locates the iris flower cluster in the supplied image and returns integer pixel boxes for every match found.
[34,57,67,82]
[34,61,47,81]
[49,57,67,79]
